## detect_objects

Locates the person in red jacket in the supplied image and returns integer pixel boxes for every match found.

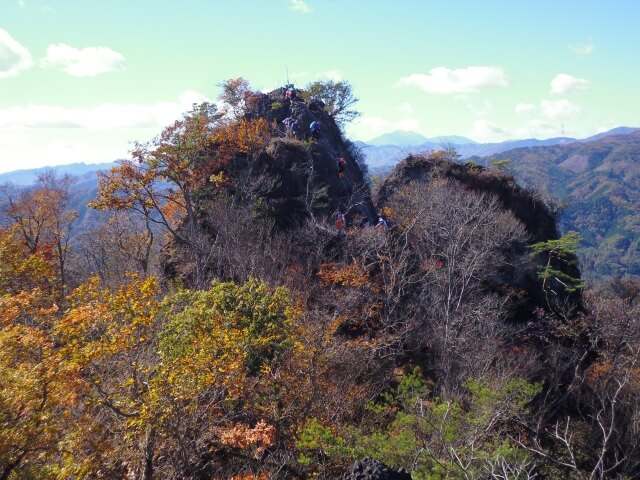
[337,156,347,178]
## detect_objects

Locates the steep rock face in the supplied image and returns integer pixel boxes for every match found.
[374,153,583,319]
[243,89,376,225]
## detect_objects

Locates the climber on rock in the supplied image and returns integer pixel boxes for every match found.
[285,87,297,101]
[291,119,302,139]
[334,211,346,232]
[310,120,321,140]
[337,156,347,178]
[282,117,295,137]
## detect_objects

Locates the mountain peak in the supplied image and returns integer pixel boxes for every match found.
[366,130,429,146]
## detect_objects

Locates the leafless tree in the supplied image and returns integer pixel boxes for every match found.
[511,282,640,479]
[1,171,78,295]
[76,211,162,286]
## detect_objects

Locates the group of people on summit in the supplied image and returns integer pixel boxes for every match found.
[279,84,386,235]
[281,84,323,142]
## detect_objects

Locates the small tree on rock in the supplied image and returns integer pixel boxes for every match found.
[303,80,360,126]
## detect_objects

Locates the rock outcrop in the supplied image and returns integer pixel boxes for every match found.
[237,88,377,227]
[342,458,412,480]
[374,152,583,319]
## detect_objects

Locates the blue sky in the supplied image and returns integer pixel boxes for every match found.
[1,0,639,172]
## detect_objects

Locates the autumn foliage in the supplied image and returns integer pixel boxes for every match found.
[2,77,640,479]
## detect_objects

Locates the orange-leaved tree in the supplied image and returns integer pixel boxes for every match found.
[91,101,276,288]
[90,103,223,286]
[1,172,77,296]
[0,225,80,479]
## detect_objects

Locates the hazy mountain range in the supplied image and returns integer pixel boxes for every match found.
[359,127,640,170]
[0,162,117,186]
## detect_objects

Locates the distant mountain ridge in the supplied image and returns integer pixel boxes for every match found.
[359,127,640,170]
[366,130,476,147]
[0,162,117,186]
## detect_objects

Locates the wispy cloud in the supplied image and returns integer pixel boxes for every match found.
[550,73,589,94]
[0,28,33,78]
[540,99,581,118]
[514,119,562,139]
[466,99,494,117]
[568,41,594,57]
[513,99,581,119]
[291,69,342,83]
[289,0,312,13]
[397,66,509,94]
[41,44,125,77]
[348,115,421,140]
[18,0,26,7]
[0,91,209,130]
[515,102,536,114]
[398,102,414,115]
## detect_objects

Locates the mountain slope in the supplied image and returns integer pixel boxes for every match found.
[475,132,640,280]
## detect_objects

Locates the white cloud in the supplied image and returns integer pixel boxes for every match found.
[470,118,509,142]
[397,66,509,94]
[41,43,125,77]
[550,73,589,94]
[0,28,33,78]
[466,99,494,117]
[0,91,210,131]
[0,127,29,147]
[540,99,581,118]
[515,102,536,114]
[0,92,213,172]
[319,69,342,81]
[18,0,26,7]
[514,119,563,139]
[289,0,312,13]
[569,42,594,57]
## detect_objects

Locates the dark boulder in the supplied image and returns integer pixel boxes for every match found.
[342,458,412,480]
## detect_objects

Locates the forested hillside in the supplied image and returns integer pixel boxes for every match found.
[1,79,639,480]
[476,132,640,281]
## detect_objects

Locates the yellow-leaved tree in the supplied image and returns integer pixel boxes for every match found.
[0,226,80,480]
[54,274,161,479]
